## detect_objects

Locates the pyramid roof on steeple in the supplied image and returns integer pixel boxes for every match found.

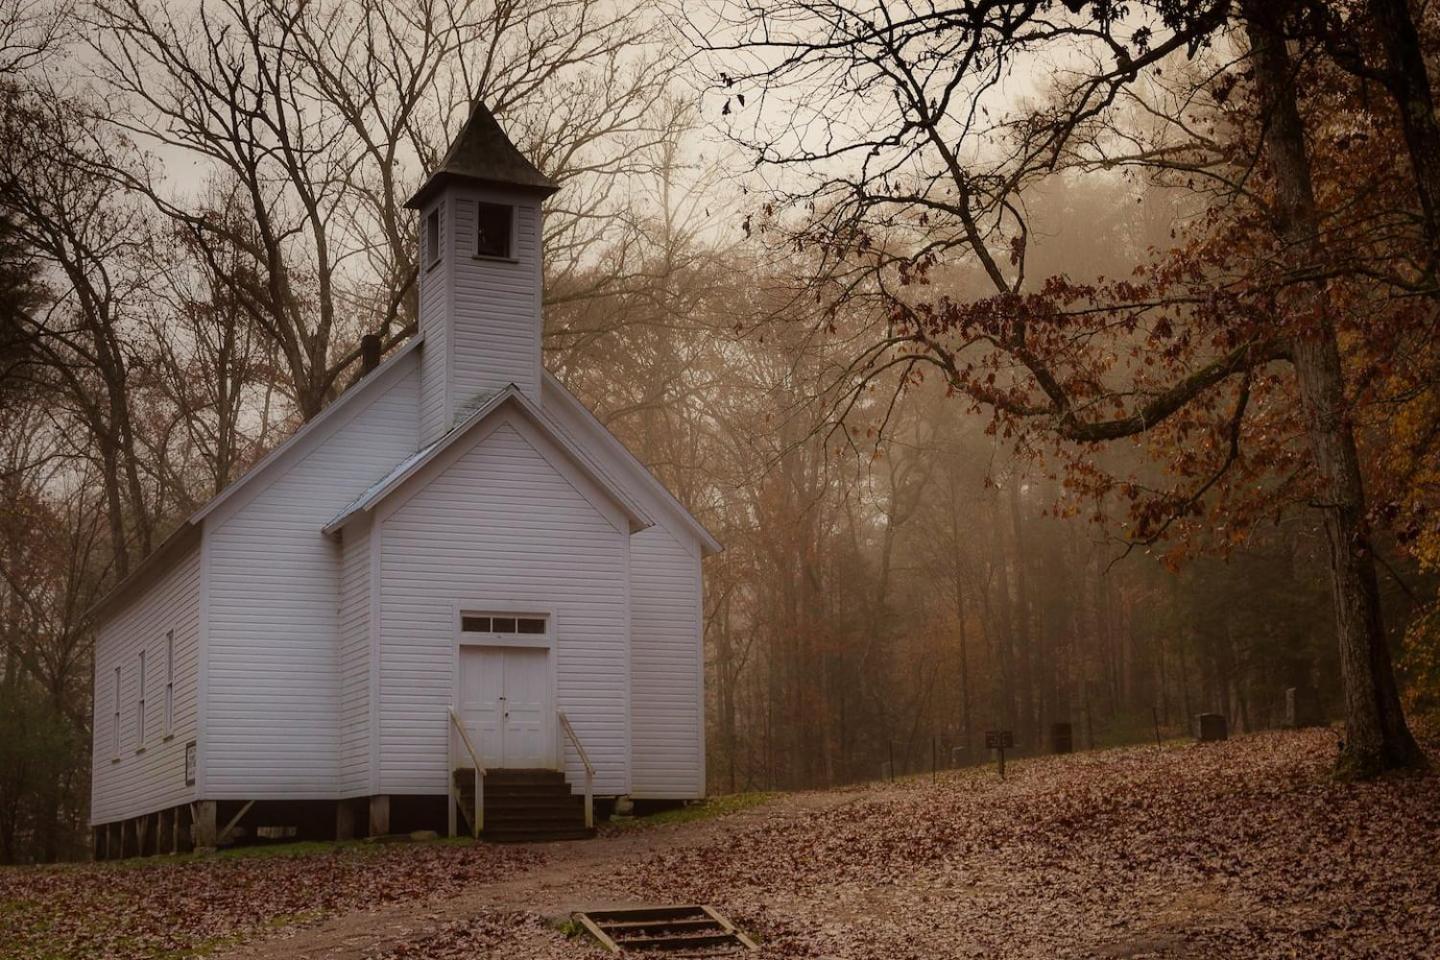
[405,101,559,209]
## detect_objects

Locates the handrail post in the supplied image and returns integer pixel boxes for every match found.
[558,711,596,832]
[584,767,594,829]
[447,708,457,838]
[448,708,487,839]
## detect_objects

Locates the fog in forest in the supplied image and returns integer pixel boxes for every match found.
[3,0,1438,868]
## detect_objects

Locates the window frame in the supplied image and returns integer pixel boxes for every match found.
[460,613,548,636]
[136,649,146,750]
[472,201,514,261]
[112,666,121,760]
[425,208,441,268]
[164,630,175,737]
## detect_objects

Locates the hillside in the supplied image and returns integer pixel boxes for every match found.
[2,725,1437,959]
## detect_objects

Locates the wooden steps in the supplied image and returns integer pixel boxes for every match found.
[574,905,758,955]
[455,768,595,843]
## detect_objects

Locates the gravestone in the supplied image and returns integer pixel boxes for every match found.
[1050,722,1073,754]
[1194,712,1228,742]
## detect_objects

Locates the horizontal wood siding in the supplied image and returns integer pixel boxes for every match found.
[377,413,629,796]
[629,526,705,798]
[418,197,450,444]
[91,543,200,824]
[205,365,419,799]
[450,190,542,407]
[336,518,371,796]
[541,379,708,797]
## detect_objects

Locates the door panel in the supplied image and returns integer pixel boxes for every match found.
[501,647,551,768]
[458,646,505,769]
[457,645,552,769]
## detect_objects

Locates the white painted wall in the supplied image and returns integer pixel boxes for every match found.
[375,412,631,796]
[336,516,372,797]
[91,543,200,824]
[418,197,451,444]
[204,358,420,799]
[449,189,543,407]
[90,173,714,817]
[541,377,708,798]
[628,525,706,798]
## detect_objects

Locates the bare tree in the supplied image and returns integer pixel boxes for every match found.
[697,0,1424,774]
[84,0,679,420]
[0,86,159,574]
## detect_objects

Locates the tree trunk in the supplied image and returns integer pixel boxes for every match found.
[988,497,1017,735]
[1244,1,1424,776]
[1007,478,1036,748]
[1370,0,1440,257]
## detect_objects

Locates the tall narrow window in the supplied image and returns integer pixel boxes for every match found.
[425,208,440,266]
[164,630,174,735]
[136,650,146,748]
[112,667,121,757]
[474,202,512,259]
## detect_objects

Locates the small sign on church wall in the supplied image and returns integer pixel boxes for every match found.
[184,740,196,786]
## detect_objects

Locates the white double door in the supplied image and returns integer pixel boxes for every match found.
[458,645,553,769]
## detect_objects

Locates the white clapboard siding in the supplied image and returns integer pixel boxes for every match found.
[628,525,705,797]
[205,362,420,799]
[418,197,451,444]
[91,543,201,824]
[449,190,543,406]
[376,413,630,796]
[540,376,708,798]
[336,516,372,796]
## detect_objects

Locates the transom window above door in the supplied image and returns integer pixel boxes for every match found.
[462,614,547,635]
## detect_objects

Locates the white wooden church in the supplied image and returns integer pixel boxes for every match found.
[88,104,718,856]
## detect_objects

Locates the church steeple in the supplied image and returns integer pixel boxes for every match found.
[405,102,559,210]
[410,101,554,443]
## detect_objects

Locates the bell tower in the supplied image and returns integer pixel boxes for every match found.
[406,103,559,443]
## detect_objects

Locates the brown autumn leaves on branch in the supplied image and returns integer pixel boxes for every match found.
[701,0,1440,774]
[3,0,1440,869]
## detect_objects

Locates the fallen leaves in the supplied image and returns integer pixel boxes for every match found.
[604,726,1440,958]
[0,840,543,960]
[3,727,1437,959]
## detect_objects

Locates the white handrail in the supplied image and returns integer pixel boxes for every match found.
[448,708,485,837]
[557,711,595,829]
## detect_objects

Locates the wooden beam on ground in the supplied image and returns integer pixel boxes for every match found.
[574,913,623,954]
[703,905,760,950]
[217,800,255,846]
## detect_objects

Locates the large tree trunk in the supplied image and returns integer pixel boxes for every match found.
[1370,0,1440,257]
[1244,1,1424,776]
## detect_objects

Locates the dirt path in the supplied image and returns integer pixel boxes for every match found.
[217,789,861,960]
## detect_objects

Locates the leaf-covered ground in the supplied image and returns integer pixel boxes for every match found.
[0,840,542,959]
[4,726,1438,959]
[605,727,1440,958]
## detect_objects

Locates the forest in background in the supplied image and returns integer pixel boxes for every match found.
[3,0,1440,863]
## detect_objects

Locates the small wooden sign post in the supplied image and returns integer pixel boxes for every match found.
[985,729,1014,779]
